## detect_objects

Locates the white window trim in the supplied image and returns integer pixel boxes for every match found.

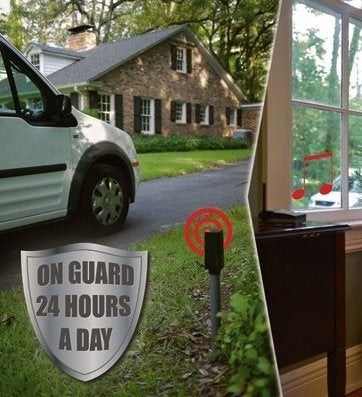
[176,47,187,73]
[98,93,115,125]
[265,0,362,223]
[30,53,40,70]
[141,98,155,135]
[230,108,238,126]
[200,104,209,125]
[175,101,186,124]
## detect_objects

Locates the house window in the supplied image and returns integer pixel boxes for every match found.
[196,104,214,125]
[170,100,191,124]
[199,105,209,125]
[140,98,154,134]
[134,97,161,134]
[99,94,113,124]
[267,0,362,222]
[176,47,186,72]
[226,107,241,126]
[171,45,192,73]
[30,54,40,70]
[175,102,186,123]
[230,108,238,125]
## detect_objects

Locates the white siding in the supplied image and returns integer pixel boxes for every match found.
[42,53,75,76]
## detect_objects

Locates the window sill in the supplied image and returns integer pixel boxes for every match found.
[304,211,362,253]
[343,221,362,254]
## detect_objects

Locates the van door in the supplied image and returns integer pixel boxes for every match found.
[0,43,72,230]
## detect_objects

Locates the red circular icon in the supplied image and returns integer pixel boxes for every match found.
[184,207,233,256]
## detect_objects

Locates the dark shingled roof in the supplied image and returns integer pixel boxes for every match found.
[27,43,84,60]
[47,24,187,87]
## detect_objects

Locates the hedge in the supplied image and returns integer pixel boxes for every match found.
[132,135,249,153]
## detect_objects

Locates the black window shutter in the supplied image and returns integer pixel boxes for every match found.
[134,96,142,133]
[226,107,231,125]
[209,105,214,125]
[155,99,162,134]
[237,109,242,126]
[89,91,99,109]
[170,101,176,122]
[171,45,177,70]
[187,48,192,73]
[195,104,201,124]
[70,92,79,109]
[115,94,123,129]
[186,103,192,123]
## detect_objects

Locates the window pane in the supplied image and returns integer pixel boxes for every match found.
[292,105,341,210]
[292,0,342,106]
[11,60,44,112]
[176,47,185,72]
[99,94,111,123]
[141,98,151,133]
[0,52,15,113]
[175,102,185,122]
[349,19,362,111]
[349,114,362,207]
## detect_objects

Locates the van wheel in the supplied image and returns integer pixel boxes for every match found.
[79,164,129,234]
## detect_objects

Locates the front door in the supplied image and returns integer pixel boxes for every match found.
[0,43,72,230]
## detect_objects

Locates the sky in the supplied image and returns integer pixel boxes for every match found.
[0,0,9,14]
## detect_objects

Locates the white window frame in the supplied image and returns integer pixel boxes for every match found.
[266,0,362,223]
[175,101,186,124]
[230,108,238,126]
[98,93,115,125]
[176,47,187,73]
[30,53,40,70]
[140,98,155,135]
[199,104,209,125]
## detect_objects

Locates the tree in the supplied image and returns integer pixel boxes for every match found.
[0,0,278,101]
[121,0,278,101]
[198,0,278,102]
[66,0,136,43]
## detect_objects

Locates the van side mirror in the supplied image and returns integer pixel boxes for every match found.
[56,94,72,116]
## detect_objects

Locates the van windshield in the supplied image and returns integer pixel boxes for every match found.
[0,52,16,114]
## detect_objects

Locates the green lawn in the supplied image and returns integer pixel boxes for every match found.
[0,207,274,396]
[0,150,277,396]
[138,149,251,180]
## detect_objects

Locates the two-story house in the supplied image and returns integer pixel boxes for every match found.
[24,24,256,138]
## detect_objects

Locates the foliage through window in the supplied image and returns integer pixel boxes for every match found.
[291,0,362,213]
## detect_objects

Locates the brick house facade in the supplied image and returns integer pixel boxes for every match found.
[24,25,259,138]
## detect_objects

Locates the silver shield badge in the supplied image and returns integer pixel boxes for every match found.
[21,243,148,382]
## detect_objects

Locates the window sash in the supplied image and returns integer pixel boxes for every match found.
[267,0,362,221]
[175,102,186,123]
[140,98,154,134]
[30,54,40,70]
[199,105,209,125]
[99,94,113,124]
[176,47,186,72]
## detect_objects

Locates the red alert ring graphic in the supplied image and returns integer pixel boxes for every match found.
[184,207,233,256]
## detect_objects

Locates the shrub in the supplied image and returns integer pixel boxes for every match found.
[217,208,279,397]
[219,290,278,396]
[82,108,100,118]
[132,135,249,153]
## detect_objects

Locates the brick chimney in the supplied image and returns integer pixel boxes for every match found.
[67,24,96,51]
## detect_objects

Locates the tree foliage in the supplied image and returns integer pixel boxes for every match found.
[0,0,278,101]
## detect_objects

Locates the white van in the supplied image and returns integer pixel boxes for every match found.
[0,34,140,234]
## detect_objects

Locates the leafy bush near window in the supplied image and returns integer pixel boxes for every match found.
[133,135,249,153]
[82,108,100,118]
[217,214,279,396]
